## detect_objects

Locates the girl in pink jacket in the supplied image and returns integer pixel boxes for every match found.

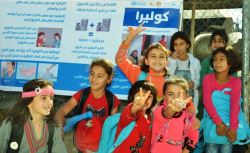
[151,77,199,153]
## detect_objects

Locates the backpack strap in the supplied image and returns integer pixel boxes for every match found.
[74,87,91,116]
[105,89,114,115]
[6,123,23,153]
[47,121,55,153]
[137,71,148,81]
[75,87,114,116]
[137,71,170,81]
[109,121,135,153]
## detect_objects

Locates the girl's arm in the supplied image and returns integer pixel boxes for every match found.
[51,126,68,153]
[115,103,137,139]
[202,74,223,125]
[229,78,241,130]
[183,113,199,153]
[54,96,78,127]
[115,26,144,83]
[226,78,241,142]
[162,97,193,118]
[116,89,150,137]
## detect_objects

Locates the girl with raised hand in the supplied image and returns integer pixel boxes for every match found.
[115,24,171,101]
[151,77,198,153]
[112,80,157,153]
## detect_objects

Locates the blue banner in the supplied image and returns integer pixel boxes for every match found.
[0,0,183,99]
[123,8,180,28]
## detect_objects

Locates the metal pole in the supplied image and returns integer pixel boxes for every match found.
[189,0,196,53]
[242,0,250,121]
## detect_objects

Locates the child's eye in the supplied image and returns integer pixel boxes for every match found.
[160,55,166,59]
[97,75,104,78]
[50,96,54,101]
[167,93,174,97]
[41,96,47,100]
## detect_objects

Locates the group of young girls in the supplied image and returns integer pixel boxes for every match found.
[0,23,248,153]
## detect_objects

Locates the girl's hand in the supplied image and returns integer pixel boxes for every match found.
[216,123,228,136]
[193,117,200,130]
[168,97,192,112]
[171,51,178,59]
[188,81,194,89]
[226,129,237,143]
[131,88,151,115]
[124,23,145,45]
[182,147,190,153]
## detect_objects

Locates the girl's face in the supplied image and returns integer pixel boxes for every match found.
[7,62,14,73]
[55,35,60,40]
[132,50,138,57]
[173,38,189,57]
[39,34,44,39]
[89,65,112,91]
[213,52,230,73]
[28,85,54,117]
[164,84,187,104]
[145,48,168,73]
[211,35,226,50]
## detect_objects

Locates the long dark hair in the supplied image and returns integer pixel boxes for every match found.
[210,46,242,74]
[0,79,55,126]
[170,31,191,53]
[127,80,157,114]
[209,29,228,47]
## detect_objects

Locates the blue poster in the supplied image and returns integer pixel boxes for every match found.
[0,0,183,99]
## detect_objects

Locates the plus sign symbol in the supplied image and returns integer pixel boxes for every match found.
[90,23,95,28]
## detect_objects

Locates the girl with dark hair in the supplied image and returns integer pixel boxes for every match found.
[128,49,139,65]
[151,77,198,153]
[0,79,67,153]
[55,58,120,153]
[52,33,61,48]
[168,31,201,113]
[202,46,247,153]
[99,80,157,153]
[115,24,171,101]
[200,29,229,85]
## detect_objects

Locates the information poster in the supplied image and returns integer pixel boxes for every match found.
[0,0,183,99]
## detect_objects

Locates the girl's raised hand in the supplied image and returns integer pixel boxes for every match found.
[169,97,192,112]
[125,23,145,45]
[131,87,151,115]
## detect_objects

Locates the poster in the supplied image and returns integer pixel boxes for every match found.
[0,0,183,99]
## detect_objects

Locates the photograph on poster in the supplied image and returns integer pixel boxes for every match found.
[37,63,58,81]
[1,61,16,79]
[75,18,111,32]
[122,34,171,65]
[75,19,89,31]
[36,27,63,48]
[16,62,37,80]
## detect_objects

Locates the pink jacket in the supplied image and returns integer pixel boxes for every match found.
[151,105,198,153]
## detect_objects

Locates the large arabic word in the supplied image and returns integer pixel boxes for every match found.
[136,11,169,24]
